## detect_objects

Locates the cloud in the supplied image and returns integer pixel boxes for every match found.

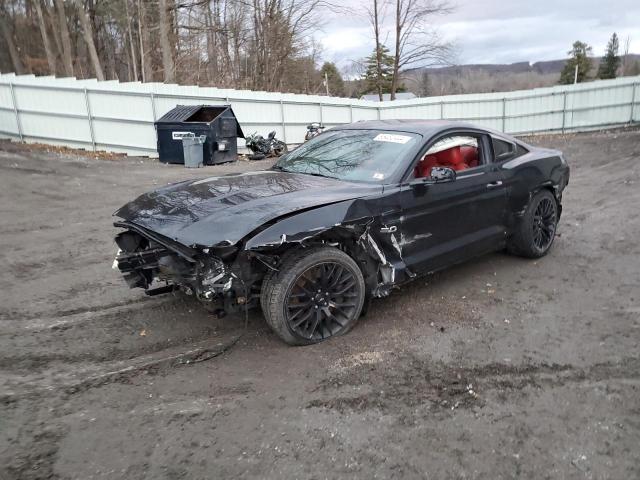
[317,0,640,69]
[321,27,373,63]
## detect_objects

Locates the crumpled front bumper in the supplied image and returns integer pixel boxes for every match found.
[112,224,238,302]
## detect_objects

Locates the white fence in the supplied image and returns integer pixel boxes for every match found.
[0,72,638,156]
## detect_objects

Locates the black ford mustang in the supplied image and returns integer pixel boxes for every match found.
[113,120,570,345]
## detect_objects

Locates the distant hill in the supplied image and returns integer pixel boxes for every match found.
[401,54,640,96]
[407,54,640,76]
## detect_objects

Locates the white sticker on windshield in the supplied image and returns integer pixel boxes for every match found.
[373,133,412,144]
[373,172,385,180]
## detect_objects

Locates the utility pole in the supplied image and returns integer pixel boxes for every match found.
[574,64,579,84]
[324,72,330,96]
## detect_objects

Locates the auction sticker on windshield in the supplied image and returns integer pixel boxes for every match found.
[373,133,412,144]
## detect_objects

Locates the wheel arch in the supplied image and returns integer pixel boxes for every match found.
[531,183,562,219]
[241,200,390,298]
[260,244,368,345]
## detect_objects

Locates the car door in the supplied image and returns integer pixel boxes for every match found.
[396,132,509,275]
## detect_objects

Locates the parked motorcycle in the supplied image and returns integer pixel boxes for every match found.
[245,131,287,160]
[304,122,325,141]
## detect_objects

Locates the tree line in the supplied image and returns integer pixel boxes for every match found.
[0,0,340,94]
[4,2,633,99]
[0,0,454,99]
[560,33,639,84]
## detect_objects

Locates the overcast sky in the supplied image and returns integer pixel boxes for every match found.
[318,0,640,69]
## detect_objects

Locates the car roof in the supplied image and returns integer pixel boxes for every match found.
[332,119,521,144]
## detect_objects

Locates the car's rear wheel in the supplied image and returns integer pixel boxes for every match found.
[261,247,366,346]
[508,189,558,258]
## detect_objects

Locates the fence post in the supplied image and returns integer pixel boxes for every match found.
[561,91,568,134]
[150,92,157,121]
[349,104,353,123]
[440,101,444,119]
[630,82,637,124]
[8,82,23,141]
[280,99,287,144]
[501,97,506,132]
[319,101,323,124]
[83,88,96,152]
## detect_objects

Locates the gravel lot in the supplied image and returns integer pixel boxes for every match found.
[1,128,639,479]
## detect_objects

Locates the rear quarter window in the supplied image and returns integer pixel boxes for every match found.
[492,136,527,161]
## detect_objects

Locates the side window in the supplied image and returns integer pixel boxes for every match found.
[492,136,517,161]
[515,144,529,157]
[414,134,484,179]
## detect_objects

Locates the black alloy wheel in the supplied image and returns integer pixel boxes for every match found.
[261,247,366,345]
[532,196,557,253]
[285,262,360,341]
[507,189,559,258]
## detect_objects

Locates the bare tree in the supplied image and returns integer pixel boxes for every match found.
[53,0,74,76]
[389,0,452,99]
[33,0,57,74]
[46,1,64,63]
[159,0,176,82]
[0,0,335,94]
[123,0,138,81]
[0,7,25,74]
[137,0,150,82]
[364,0,386,100]
[73,0,105,80]
[621,35,631,76]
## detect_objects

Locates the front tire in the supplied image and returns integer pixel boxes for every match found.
[508,189,558,258]
[261,247,366,346]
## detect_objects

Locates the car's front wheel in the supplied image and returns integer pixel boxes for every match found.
[508,189,558,258]
[261,247,366,345]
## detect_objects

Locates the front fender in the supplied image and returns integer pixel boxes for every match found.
[243,200,366,249]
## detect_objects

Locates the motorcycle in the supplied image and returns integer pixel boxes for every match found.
[304,122,325,141]
[245,131,287,160]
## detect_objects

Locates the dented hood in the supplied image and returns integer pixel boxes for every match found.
[114,170,381,247]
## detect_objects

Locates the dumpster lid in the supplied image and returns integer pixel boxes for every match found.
[156,104,244,138]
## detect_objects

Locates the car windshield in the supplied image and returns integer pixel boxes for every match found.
[274,129,421,182]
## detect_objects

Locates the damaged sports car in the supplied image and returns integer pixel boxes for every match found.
[113,120,570,345]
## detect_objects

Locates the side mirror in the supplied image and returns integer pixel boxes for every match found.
[430,166,456,183]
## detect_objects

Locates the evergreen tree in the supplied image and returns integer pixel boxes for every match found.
[319,62,345,97]
[597,33,621,79]
[362,46,395,95]
[559,41,593,84]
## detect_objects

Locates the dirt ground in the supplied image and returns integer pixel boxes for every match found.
[0,128,638,479]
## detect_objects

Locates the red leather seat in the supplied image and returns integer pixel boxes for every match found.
[460,146,479,167]
[442,147,468,171]
[415,146,473,178]
[415,154,438,178]
[433,146,468,171]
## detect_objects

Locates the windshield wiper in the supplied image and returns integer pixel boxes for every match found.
[300,171,330,178]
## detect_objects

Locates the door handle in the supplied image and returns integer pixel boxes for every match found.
[486,181,503,188]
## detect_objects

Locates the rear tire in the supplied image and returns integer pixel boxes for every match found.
[508,189,558,258]
[261,247,366,346]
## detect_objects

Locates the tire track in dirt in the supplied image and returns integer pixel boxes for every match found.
[307,353,640,414]
[0,325,247,402]
[0,296,171,329]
